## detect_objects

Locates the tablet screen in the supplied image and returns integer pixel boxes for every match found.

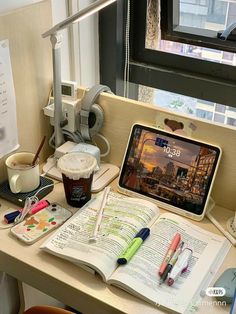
[119,124,221,216]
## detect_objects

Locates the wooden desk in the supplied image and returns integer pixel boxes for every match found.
[0,181,235,314]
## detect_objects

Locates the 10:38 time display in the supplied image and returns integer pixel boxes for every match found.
[163,146,181,157]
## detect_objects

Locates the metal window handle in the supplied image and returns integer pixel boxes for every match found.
[219,22,236,41]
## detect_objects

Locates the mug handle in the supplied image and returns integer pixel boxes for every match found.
[9,174,21,193]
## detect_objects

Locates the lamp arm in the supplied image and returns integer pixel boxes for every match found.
[50,34,65,148]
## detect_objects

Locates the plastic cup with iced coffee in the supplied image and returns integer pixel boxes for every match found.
[58,152,98,207]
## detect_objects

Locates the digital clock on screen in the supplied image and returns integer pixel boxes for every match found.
[163,146,181,157]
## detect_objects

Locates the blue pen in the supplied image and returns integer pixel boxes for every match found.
[4,210,21,224]
[117,227,150,265]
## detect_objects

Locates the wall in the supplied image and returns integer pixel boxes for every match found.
[0,0,43,16]
[51,0,71,81]
[0,0,53,180]
[76,0,100,87]
[0,273,20,314]
[0,2,64,312]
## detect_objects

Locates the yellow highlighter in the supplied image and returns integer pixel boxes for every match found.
[117,228,150,265]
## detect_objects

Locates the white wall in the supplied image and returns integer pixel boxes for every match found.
[0,0,43,15]
[0,0,99,87]
[76,0,100,87]
[51,0,71,81]
[51,0,99,87]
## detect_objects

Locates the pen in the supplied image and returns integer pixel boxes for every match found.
[117,227,150,265]
[158,233,181,277]
[89,186,110,243]
[4,210,21,224]
[167,248,192,286]
[29,200,50,215]
[159,241,184,285]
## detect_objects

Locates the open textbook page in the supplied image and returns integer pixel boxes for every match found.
[41,192,159,281]
[107,213,231,314]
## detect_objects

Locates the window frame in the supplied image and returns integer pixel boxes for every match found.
[129,0,236,107]
[99,0,236,108]
[99,0,127,95]
[161,0,236,53]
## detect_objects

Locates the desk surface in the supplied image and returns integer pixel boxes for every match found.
[0,181,235,314]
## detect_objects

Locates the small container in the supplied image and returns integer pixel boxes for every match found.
[58,152,98,207]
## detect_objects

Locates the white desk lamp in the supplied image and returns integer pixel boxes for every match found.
[42,0,120,192]
[42,0,117,148]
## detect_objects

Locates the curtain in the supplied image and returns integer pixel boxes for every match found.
[139,0,161,104]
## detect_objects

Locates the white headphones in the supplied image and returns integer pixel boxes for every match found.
[79,85,112,141]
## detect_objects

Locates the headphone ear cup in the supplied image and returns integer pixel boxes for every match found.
[80,85,112,141]
[88,104,104,138]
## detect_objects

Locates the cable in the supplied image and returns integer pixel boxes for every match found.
[41,154,57,177]
[0,196,38,230]
[49,131,56,149]
[0,182,59,230]
[34,182,57,198]
[75,130,85,143]
[49,129,84,149]
[14,195,39,224]
[123,0,130,98]
[47,88,53,106]
[62,129,82,143]
[46,87,85,148]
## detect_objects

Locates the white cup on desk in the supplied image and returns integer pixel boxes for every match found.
[5,152,40,193]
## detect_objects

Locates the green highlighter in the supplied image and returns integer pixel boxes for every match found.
[117,228,150,265]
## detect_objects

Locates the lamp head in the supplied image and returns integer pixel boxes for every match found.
[42,0,117,38]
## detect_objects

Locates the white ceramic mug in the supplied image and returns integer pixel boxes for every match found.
[5,152,40,193]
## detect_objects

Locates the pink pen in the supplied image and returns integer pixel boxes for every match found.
[29,200,50,214]
[158,233,181,277]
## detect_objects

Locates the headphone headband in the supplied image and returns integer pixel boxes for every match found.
[80,85,112,140]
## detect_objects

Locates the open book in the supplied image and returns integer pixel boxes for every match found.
[41,192,231,314]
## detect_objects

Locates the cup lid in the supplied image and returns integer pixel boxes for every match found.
[57,152,98,180]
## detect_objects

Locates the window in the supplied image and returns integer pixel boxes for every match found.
[196,109,213,120]
[214,113,225,123]
[138,84,236,126]
[161,0,236,53]
[129,0,236,107]
[215,104,225,113]
[199,99,214,106]
[99,0,236,127]
[227,117,236,126]
[227,107,236,113]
